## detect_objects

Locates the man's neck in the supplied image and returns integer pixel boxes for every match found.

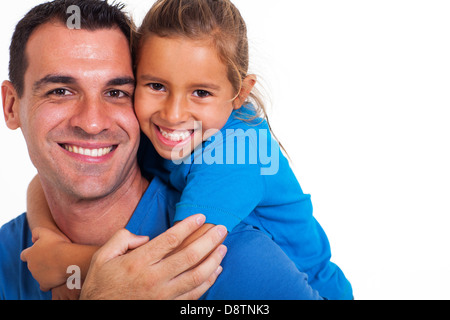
[43,169,150,246]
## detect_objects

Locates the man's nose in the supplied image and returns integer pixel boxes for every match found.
[69,96,112,135]
[159,95,189,124]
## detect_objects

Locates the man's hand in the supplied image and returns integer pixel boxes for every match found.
[80,214,227,300]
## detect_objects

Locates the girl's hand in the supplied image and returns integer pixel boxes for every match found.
[51,284,81,300]
[21,227,72,291]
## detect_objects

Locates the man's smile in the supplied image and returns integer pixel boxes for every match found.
[59,143,117,158]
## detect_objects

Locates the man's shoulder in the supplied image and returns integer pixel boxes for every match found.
[0,213,29,244]
[0,213,28,281]
[0,214,28,298]
[202,224,323,300]
[0,213,50,300]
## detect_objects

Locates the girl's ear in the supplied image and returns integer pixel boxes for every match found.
[2,81,21,130]
[233,74,257,110]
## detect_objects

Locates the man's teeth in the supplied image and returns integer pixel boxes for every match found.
[159,127,193,142]
[64,145,113,157]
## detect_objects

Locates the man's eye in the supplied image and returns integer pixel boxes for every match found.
[193,90,211,98]
[148,83,165,92]
[107,90,127,98]
[48,88,71,96]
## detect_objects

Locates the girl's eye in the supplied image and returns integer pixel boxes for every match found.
[193,90,211,98]
[148,83,166,92]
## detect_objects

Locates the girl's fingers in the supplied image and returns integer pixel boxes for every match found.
[93,229,149,264]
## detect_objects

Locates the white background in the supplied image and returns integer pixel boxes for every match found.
[1,0,450,300]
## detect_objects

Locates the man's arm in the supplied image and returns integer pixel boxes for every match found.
[80,214,227,300]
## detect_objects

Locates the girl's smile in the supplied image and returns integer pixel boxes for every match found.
[154,123,195,147]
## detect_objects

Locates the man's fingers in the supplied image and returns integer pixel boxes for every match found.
[174,244,227,300]
[93,229,149,264]
[133,214,207,263]
[163,224,227,275]
[176,266,223,300]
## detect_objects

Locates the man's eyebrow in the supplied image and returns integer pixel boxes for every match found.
[33,74,76,92]
[106,77,135,87]
[33,75,135,92]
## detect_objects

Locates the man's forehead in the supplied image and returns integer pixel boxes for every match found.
[26,21,132,65]
[24,21,133,87]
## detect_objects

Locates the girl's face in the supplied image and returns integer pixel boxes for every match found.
[135,35,244,161]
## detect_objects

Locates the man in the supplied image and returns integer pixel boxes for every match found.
[1,0,227,300]
[0,0,322,300]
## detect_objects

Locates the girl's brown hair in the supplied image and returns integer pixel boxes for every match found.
[134,0,267,123]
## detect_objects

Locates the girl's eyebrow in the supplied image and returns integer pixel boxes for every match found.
[190,82,221,91]
[139,74,167,84]
[139,74,221,91]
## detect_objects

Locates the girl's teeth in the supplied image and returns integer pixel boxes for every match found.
[159,127,192,142]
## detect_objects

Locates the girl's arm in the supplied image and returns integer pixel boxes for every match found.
[26,175,62,235]
[23,175,98,291]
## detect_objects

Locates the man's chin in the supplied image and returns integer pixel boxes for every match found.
[60,179,120,202]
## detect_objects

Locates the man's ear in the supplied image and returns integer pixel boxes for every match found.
[233,74,257,110]
[2,80,21,130]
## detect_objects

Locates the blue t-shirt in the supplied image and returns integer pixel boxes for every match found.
[0,176,323,300]
[138,106,352,300]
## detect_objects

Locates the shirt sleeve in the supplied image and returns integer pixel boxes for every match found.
[174,129,265,231]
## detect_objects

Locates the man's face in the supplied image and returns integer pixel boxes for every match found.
[15,22,139,201]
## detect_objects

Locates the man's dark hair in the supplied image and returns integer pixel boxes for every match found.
[9,0,134,97]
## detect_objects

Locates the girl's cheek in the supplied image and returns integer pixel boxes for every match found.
[134,91,151,121]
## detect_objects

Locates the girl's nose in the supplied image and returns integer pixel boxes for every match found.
[159,95,190,125]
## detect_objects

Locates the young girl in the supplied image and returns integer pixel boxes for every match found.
[22,0,352,299]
